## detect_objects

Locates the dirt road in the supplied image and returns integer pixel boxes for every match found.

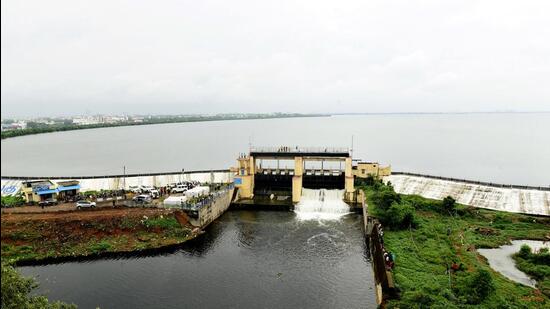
[1,198,164,214]
[1,206,170,223]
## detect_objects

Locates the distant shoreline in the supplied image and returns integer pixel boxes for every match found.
[2,111,548,140]
[332,111,550,115]
[0,113,327,140]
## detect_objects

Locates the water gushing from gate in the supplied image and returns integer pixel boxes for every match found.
[294,188,350,220]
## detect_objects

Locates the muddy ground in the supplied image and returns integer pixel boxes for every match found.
[1,207,194,262]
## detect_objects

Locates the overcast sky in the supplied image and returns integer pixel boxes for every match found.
[1,0,549,118]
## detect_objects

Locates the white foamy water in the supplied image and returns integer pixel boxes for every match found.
[294,188,350,220]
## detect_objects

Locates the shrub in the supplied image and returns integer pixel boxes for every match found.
[513,245,550,286]
[370,185,401,211]
[518,244,532,259]
[469,269,495,303]
[1,262,76,308]
[1,195,25,208]
[455,269,495,304]
[442,196,456,214]
[355,174,383,188]
[380,202,417,230]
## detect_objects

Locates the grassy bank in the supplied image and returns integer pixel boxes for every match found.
[1,208,194,263]
[513,245,550,297]
[360,179,550,308]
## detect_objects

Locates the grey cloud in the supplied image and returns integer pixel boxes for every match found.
[1,0,550,117]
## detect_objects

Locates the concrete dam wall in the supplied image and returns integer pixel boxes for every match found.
[1,170,234,195]
[384,174,550,216]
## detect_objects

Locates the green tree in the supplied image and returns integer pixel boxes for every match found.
[455,269,495,304]
[380,202,417,230]
[1,263,76,309]
[1,195,25,208]
[371,185,401,211]
[442,196,456,214]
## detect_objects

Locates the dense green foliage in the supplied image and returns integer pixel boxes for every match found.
[1,113,323,139]
[442,196,457,213]
[513,245,550,297]
[454,269,495,304]
[1,262,76,308]
[1,195,25,208]
[363,178,416,230]
[359,177,550,308]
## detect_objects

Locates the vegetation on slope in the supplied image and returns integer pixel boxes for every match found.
[358,177,550,308]
[1,262,76,308]
[513,245,550,297]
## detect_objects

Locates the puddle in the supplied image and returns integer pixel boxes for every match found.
[478,240,549,287]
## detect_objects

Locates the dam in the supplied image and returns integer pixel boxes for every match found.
[2,147,549,216]
[231,147,365,206]
[3,146,550,308]
[385,173,550,216]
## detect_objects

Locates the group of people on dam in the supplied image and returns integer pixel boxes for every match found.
[376,223,396,270]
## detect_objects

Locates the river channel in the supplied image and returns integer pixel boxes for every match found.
[19,210,376,309]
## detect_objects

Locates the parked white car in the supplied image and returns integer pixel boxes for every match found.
[133,194,152,203]
[150,189,160,199]
[140,185,156,193]
[76,200,96,209]
[171,185,188,194]
[129,186,142,193]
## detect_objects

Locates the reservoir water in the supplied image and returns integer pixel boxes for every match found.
[19,210,376,309]
[2,113,550,186]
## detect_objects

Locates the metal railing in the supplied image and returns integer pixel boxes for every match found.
[391,171,550,191]
[169,184,234,211]
[250,146,349,154]
[1,169,232,180]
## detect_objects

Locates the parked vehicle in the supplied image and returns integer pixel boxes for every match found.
[129,186,142,194]
[133,194,152,203]
[76,200,96,209]
[171,184,188,193]
[140,185,156,193]
[38,199,58,207]
[149,189,160,199]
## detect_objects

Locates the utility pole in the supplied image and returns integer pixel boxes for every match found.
[123,166,126,190]
[351,135,354,158]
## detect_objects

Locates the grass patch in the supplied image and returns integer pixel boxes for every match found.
[360,179,550,308]
[89,240,112,254]
[142,216,181,229]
